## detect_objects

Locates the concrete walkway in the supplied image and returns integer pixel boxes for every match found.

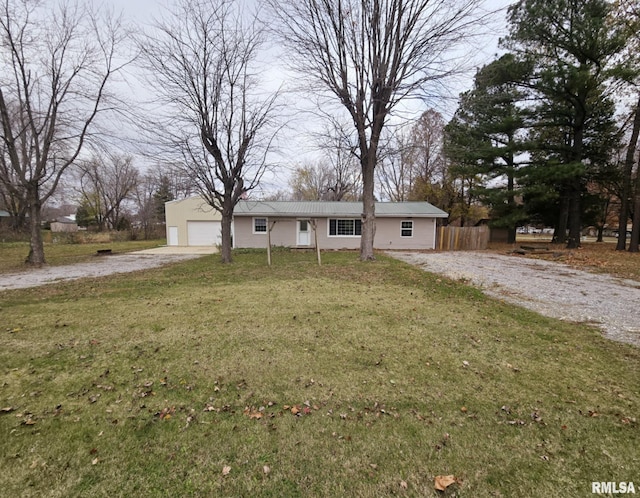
[131,246,218,255]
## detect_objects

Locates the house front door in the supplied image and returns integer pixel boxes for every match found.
[297,220,310,246]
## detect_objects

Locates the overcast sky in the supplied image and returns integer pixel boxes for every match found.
[99,0,514,193]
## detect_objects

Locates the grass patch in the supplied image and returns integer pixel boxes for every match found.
[0,239,166,274]
[1,251,638,497]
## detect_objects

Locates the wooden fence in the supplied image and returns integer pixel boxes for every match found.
[437,225,489,251]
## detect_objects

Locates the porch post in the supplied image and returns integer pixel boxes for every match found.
[267,218,272,266]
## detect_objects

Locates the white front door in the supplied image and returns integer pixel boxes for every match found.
[297,220,310,246]
[168,226,179,246]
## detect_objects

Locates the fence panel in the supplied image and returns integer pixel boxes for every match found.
[438,226,489,251]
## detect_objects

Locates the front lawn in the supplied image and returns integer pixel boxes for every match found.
[1,251,638,497]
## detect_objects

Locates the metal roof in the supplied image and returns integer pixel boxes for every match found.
[234,200,448,218]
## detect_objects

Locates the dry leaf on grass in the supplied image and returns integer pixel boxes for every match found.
[434,475,457,491]
[222,465,231,476]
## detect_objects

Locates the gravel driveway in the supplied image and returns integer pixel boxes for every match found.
[0,250,208,292]
[388,251,640,348]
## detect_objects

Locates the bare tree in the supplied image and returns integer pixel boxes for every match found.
[269,0,488,260]
[139,0,281,263]
[377,110,449,203]
[75,154,139,231]
[290,160,360,201]
[315,121,362,200]
[376,128,415,201]
[0,0,130,265]
[133,170,173,240]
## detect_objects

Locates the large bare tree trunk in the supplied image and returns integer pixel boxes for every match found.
[553,194,569,244]
[630,196,640,253]
[220,196,234,263]
[360,157,377,261]
[616,96,640,252]
[566,186,582,249]
[26,188,45,266]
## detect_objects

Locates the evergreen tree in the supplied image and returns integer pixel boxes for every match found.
[445,54,530,242]
[153,175,174,223]
[503,0,628,247]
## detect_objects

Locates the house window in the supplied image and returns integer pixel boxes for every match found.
[401,220,413,237]
[253,217,267,233]
[329,218,362,236]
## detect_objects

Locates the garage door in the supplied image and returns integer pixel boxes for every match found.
[187,221,222,246]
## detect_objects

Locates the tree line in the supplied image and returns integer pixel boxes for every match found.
[1,0,639,265]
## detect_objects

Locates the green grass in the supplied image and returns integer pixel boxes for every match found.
[1,250,638,497]
[0,239,166,273]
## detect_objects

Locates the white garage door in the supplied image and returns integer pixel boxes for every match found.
[187,221,222,246]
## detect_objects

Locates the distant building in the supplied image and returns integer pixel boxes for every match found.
[50,216,79,233]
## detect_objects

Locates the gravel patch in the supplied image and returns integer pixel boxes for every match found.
[0,253,202,292]
[388,251,640,348]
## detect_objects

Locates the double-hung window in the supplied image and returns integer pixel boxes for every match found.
[253,217,267,234]
[401,220,413,237]
[328,218,362,236]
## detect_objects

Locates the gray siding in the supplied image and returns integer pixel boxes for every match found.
[233,216,437,250]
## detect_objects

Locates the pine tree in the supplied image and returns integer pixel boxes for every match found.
[503,0,628,247]
[445,54,529,241]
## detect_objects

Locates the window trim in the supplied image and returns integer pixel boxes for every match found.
[400,220,414,238]
[253,217,267,234]
[328,218,362,237]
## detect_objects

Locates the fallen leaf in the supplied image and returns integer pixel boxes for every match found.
[158,406,175,420]
[434,475,456,491]
[1,406,15,413]
[291,406,300,415]
[263,465,271,475]
[460,406,467,413]
[222,465,231,476]
[400,480,408,489]
[91,458,99,465]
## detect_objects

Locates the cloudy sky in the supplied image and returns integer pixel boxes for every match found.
[90,0,514,193]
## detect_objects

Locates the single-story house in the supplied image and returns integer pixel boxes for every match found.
[165,196,222,246]
[50,216,78,232]
[165,196,448,250]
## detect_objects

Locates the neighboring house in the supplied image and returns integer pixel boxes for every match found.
[50,216,79,233]
[165,196,222,246]
[165,196,448,250]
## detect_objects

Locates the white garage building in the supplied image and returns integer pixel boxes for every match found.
[165,197,222,247]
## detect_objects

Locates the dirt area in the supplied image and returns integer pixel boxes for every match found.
[0,247,216,292]
[388,251,640,348]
